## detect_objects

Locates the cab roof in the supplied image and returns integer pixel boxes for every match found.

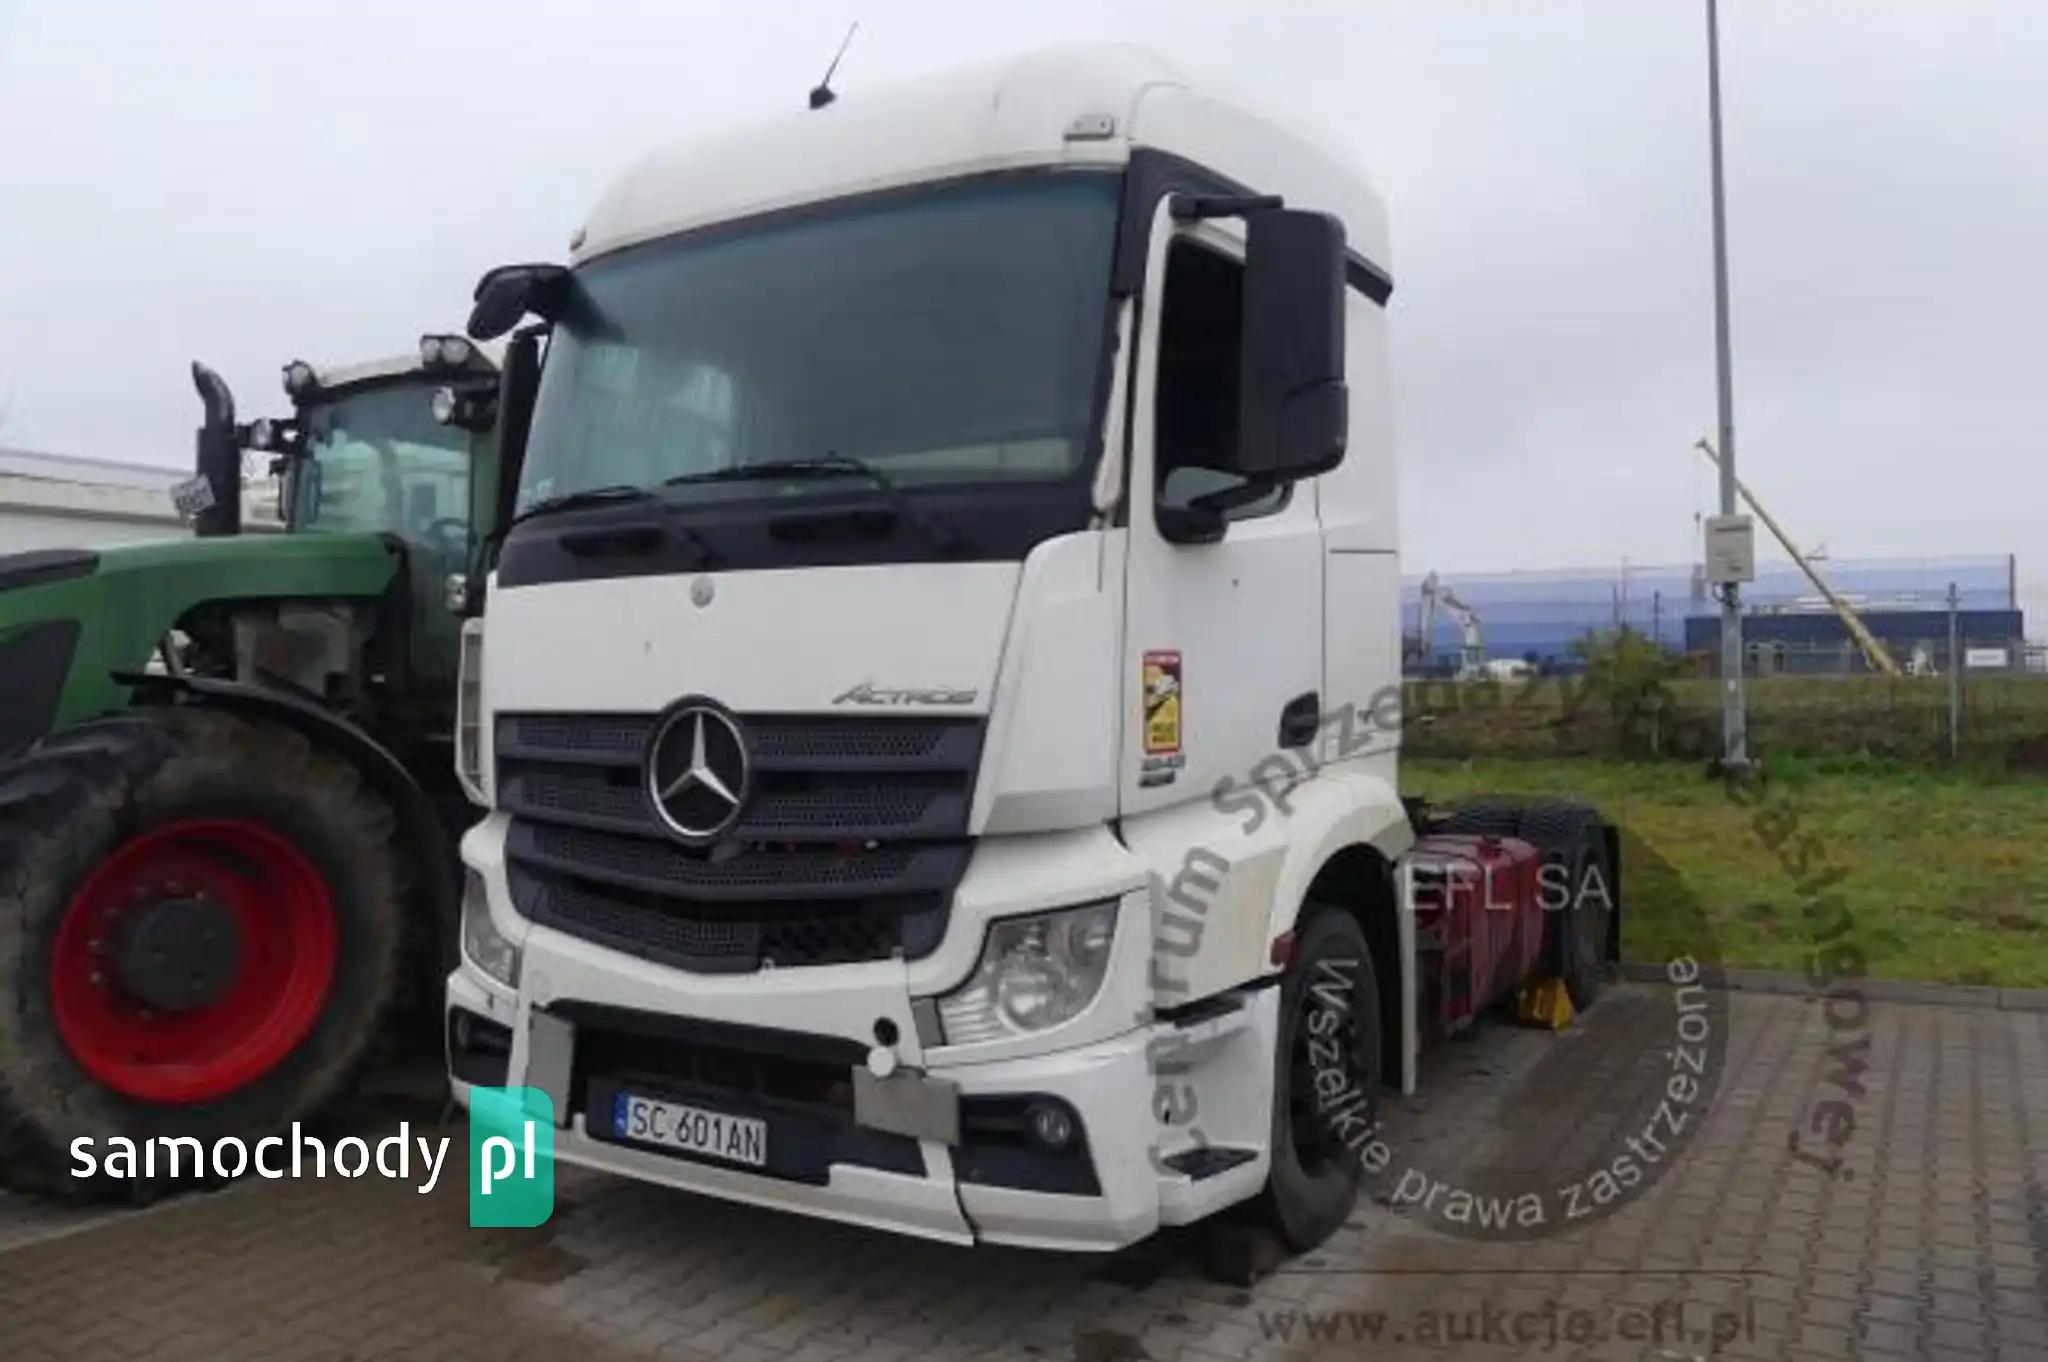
[295,339,502,398]
[573,43,1390,283]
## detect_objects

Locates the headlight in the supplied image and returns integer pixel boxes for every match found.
[460,869,520,989]
[936,901,1118,1045]
[282,360,316,395]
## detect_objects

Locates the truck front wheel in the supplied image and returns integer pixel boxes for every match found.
[1254,906,1382,1252]
[0,708,408,1200]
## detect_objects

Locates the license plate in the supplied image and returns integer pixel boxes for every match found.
[610,1092,768,1168]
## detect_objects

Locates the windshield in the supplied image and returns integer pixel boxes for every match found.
[517,172,1120,518]
[291,381,472,554]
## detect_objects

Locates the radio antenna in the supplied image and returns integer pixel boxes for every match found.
[808,22,859,110]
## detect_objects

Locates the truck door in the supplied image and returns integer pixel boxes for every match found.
[1119,207,1325,821]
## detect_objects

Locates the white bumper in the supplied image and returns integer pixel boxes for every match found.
[447,814,1169,1252]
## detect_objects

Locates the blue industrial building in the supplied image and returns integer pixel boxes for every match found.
[1403,554,2023,675]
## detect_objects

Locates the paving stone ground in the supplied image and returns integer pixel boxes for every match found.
[3,986,2044,1362]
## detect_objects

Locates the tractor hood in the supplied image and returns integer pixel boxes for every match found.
[0,534,399,752]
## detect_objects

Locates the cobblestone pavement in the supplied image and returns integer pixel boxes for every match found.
[3,986,2044,1362]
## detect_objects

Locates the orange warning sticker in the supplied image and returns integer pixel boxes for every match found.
[1143,650,1182,756]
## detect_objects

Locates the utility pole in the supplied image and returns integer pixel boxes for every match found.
[1706,0,1749,770]
[1947,581,1961,761]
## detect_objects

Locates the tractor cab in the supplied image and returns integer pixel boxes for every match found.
[253,339,499,570]
[193,338,504,699]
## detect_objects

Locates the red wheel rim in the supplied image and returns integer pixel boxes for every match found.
[49,818,337,1106]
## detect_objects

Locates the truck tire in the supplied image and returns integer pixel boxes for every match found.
[1515,802,1613,1011]
[1254,906,1381,1252]
[0,708,408,1201]
[1435,801,1523,839]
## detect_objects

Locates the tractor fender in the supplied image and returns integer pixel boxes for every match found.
[121,673,461,974]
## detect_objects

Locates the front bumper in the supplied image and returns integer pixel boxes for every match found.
[448,969,1159,1251]
[447,816,1165,1252]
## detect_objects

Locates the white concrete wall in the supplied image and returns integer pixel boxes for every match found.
[0,455,282,555]
[0,472,187,552]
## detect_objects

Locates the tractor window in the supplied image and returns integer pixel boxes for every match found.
[293,383,472,566]
[1153,239,1287,523]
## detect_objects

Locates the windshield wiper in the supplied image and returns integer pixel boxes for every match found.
[508,484,654,530]
[511,483,714,566]
[665,456,966,554]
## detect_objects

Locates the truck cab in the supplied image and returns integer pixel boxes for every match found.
[447,46,1429,1252]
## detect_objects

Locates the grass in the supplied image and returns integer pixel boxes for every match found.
[1403,755,2048,989]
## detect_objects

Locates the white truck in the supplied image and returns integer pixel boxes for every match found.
[444,45,1617,1254]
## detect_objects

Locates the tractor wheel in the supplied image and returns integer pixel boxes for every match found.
[0,708,408,1201]
[1252,905,1381,1252]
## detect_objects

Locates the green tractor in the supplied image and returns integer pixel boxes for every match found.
[0,334,529,1198]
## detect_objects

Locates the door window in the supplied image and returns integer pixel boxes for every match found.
[1152,239,1287,524]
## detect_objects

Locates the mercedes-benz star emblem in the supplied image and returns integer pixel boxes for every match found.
[644,699,750,844]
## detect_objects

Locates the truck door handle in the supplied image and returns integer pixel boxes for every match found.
[1278,691,1321,749]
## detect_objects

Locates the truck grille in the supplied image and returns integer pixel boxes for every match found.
[496,711,982,970]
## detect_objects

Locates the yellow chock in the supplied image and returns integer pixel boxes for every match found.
[1517,976,1576,1030]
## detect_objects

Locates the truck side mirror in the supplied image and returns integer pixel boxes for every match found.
[1238,209,1348,482]
[467,263,570,341]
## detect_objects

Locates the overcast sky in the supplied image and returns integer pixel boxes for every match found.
[1,1,2042,621]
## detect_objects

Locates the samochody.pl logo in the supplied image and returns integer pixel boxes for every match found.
[468,1085,555,1227]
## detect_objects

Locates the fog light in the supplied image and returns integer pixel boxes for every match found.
[1026,1100,1076,1150]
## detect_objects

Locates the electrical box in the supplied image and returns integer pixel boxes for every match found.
[1703,514,1755,585]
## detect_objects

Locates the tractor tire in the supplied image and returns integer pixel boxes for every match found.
[1253,905,1382,1252]
[1514,802,1614,1011]
[0,708,408,1201]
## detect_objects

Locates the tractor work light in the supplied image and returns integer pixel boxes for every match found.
[431,384,498,432]
[419,334,473,370]
[282,360,317,395]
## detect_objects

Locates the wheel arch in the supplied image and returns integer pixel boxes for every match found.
[1259,772,1414,1094]
[1294,843,1406,1097]
[124,675,459,974]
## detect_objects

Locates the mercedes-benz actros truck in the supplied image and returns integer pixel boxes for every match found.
[444,45,1618,1254]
